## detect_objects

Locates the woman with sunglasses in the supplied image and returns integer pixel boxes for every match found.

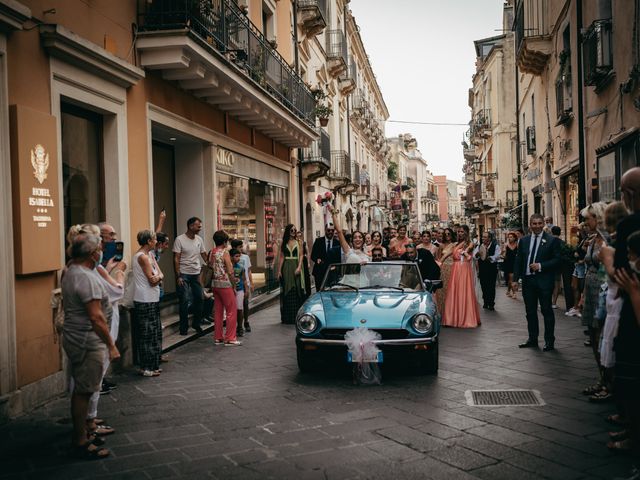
[365,230,387,259]
[277,224,305,324]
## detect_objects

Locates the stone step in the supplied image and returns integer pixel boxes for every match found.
[160,290,280,354]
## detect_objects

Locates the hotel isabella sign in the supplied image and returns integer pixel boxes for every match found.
[10,105,62,274]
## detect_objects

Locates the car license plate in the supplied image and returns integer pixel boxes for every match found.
[347,351,383,363]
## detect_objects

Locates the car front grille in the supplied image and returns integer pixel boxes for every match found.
[320,329,410,341]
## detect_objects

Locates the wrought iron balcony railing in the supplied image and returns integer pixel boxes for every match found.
[301,128,330,168]
[138,0,315,126]
[474,109,491,129]
[326,29,348,66]
[329,150,351,181]
[352,162,361,186]
[514,0,550,53]
[583,19,613,88]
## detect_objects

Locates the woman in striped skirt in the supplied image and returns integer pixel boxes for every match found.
[133,230,163,377]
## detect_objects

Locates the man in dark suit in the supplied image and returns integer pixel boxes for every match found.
[310,224,341,290]
[512,213,562,351]
[401,243,441,282]
[475,231,501,311]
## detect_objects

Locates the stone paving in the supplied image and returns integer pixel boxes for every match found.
[0,286,634,479]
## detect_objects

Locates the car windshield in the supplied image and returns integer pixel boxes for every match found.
[321,263,424,292]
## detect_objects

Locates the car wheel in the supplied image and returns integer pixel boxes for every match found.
[296,344,314,373]
[419,342,438,375]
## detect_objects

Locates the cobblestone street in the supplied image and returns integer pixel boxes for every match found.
[0,287,632,479]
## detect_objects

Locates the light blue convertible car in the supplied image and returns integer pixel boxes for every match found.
[295,261,440,375]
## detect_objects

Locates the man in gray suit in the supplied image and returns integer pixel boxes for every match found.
[512,213,562,351]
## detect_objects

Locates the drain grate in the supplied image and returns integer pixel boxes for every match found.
[465,389,545,407]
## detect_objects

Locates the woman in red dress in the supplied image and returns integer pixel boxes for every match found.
[442,225,481,328]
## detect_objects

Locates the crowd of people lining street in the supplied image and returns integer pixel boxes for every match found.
[59,167,640,474]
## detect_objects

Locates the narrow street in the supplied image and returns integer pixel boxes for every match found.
[1,287,629,480]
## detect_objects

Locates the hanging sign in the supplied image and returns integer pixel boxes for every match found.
[10,105,62,274]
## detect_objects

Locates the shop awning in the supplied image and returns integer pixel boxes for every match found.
[596,127,638,155]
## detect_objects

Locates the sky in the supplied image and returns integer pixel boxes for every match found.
[349,0,505,183]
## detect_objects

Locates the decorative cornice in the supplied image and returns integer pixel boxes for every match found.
[0,0,30,32]
[39,24,144,88]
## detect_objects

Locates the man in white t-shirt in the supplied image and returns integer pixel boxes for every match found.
[173,217,208,335]
[231,239,254,332]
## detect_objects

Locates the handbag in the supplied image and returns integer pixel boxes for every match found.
[201,249,214,288]
[120,270,136,308]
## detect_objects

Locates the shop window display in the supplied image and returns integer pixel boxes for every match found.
[217,173,287,297]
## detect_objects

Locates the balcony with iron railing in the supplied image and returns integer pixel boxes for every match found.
[136,0,316,147]
[583,19,613,91]
[474,109,491,132]
[462,127,476,159]
[326,29,348,77]
[301,128,330,180]
[555,51,573,125]
[328,150,351,182]
[297,0,328,37]
[514,0,552,75]
[351,162,361,186]
[338,55,357,96]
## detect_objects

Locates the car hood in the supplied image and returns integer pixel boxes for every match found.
[319,291,423,328]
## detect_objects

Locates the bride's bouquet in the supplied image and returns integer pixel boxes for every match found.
[316,191,335,227]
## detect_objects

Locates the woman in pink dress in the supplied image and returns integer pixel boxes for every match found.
[442,225,481,328]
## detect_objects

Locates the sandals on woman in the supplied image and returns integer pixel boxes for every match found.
[609,430,629,441]
[582,383,602,395]
[607,439,632,452]
[589,388,614,403]
[90,424,115,436]
[606,414,628,425]
[73,442,110,460]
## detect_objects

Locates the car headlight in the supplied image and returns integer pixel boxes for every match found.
[412,314,433,334]
[296,313,318,334]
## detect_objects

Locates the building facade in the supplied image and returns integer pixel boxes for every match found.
[447,179,466,225]
[464,5,517,241]
[1,0,321,419]
[512,0,639,241]
[298,1,391,241]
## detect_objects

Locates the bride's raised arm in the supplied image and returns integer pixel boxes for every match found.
[331,210,350,257]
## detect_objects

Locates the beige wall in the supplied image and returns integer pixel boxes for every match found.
[7,26,60,388]
[582,1,640,202]
[5,0,296,395]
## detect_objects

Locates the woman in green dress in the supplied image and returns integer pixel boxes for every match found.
[277,224,306,324]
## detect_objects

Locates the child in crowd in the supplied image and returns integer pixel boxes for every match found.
[230,248,249,337]
[230,239,254,332]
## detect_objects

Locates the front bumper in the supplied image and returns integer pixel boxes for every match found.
[297,335,437,346]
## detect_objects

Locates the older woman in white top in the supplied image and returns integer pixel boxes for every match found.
[132,230,163,377]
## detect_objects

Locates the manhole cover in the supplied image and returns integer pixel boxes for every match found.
[465,389,545,407]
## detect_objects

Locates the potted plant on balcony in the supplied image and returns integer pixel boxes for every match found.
[312,88,332,126]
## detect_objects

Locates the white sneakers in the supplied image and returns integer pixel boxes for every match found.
[565,307,582,317]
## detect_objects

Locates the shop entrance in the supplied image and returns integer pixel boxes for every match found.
[152,141,177,296]
[151,123,208,298]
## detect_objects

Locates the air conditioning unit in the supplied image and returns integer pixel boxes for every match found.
[526,126,536,155]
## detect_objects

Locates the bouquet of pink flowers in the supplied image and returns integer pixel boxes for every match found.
[316,191,335,227]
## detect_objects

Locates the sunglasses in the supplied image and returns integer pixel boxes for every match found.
[372,255,383,259]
